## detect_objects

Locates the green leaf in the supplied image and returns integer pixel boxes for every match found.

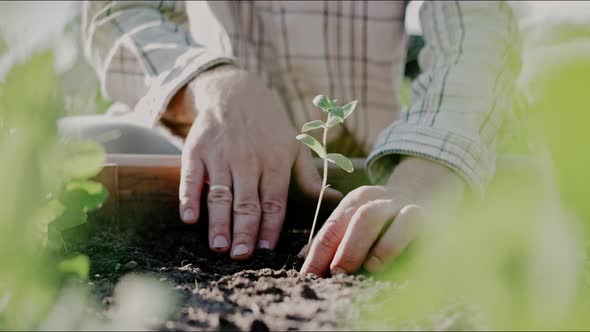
[312,95,332,110]
[50,180,108,233]
[328,106,345,120]
[62,140,105,179]
[301,120,325,132]
[59,255,90,280]
[65,180,109,212]
[340,100,359,119]
[326,153,354,173]
[296,134,326,158]
[325,100,358,128]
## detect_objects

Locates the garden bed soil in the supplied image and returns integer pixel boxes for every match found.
[65,195,388,331]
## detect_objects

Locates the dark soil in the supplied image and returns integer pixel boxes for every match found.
[64,197,388,331]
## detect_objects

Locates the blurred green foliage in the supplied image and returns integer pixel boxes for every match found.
[0,52,107,329]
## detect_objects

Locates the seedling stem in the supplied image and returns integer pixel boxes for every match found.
[296,95,358,259]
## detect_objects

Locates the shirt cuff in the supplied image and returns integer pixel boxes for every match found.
[133,48,235,128]
[366,124,495,196]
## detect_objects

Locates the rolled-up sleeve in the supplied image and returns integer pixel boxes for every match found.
[82,1,235,127]
[366,1,522,195]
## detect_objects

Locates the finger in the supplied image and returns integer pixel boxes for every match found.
[363,204,424,273]
[206,161,233,253]
[300,185,385,276]
[293,148,343,202]
[179,153,205,224]
[297,244,308,258]
[330,199,400,275]
[300,206,357,277]
[230,162,262,260]
[257,165,290,250]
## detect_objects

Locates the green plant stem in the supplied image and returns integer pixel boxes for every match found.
[306,124,329,257]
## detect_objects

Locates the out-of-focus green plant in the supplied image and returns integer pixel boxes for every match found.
[0,52,107,329]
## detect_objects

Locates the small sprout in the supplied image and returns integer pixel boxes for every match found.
[297,95,359,258]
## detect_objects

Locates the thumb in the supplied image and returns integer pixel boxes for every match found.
[293,148,343,201]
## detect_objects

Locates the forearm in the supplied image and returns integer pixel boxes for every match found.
[82,1,235,128]
[368,1,522,196]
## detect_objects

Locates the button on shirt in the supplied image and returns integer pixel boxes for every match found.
[82,1,521,195]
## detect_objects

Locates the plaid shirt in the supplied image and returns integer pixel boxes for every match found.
[82,1,521,194]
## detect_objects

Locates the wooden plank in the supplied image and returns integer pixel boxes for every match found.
[93,154,369,223]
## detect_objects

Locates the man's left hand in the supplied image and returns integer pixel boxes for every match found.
[300,156,465,277]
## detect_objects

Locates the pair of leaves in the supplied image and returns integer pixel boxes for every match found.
[295,134,354,173]
[326,100,359,127]
[301,100,359,131]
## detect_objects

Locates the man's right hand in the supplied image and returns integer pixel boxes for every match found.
[176,65,342,260]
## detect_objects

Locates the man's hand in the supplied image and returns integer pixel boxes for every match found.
[177,65,341,260]
[300,157,465,277]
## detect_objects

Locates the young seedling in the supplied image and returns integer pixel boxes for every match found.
[296,95,358,256]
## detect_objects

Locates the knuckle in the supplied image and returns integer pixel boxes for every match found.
[207,189,233,205]
[264,164,287,177]
[373,242,396,260]
[342,207,357,220]
[348,185,379,202]
[261,199,285,215]
[353,199,394,223]
[354,204,376,222]
[401,204,426,219]
[233,230,257,242]
[209,224,228,235]
[316,223,342,250]
[334,255,358,272]
[234,201,261,216]
[239,151,259,165]
[260,221,281,236]
[181,171,201,187]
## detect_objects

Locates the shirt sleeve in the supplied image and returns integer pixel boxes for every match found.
[366,1,522,195]
[82,1,235,127]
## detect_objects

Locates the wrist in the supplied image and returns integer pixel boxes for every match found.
[167,63,238,107]
[387,156,465,204]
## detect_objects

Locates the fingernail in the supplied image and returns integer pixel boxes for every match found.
[182,208,195,222]
[257,240,270,249]
[330,266,347,276]
[364,256,382,272]
[212,235,229,249]
[232,244,249,257]
[297,246,307,258]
